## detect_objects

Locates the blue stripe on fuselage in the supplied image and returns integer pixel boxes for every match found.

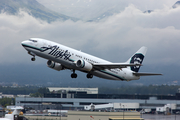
[22,44,43,51]
[98,69,126,80]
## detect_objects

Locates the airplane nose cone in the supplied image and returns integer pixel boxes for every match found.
[21,41,24,45]
[21,40,28,47]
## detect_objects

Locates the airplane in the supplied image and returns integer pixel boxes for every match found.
[21,38,161,81]
[0,106,24,120]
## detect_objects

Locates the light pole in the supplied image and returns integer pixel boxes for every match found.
[123,105,124,120]
[60,103,61,120]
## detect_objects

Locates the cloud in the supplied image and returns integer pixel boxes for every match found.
[0,4,180,67]
[37,0,178,20]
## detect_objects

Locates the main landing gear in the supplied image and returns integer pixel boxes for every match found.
[71,70,77,78]
[87,73,93,79]
[71,70,93,79]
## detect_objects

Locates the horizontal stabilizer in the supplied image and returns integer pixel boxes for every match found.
[133,72,162,76]
[93,63,142,69]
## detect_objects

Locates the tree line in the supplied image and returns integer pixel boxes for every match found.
[0,85,179,96]
[99,85,180,95]
[0,98,15,107]
[0,87,49,107]
[0,86,39,95]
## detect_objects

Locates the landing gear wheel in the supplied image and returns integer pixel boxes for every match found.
[87,73,93,79]
[71,73,77,78]
[31,57,35,61]
[71,69,77,78]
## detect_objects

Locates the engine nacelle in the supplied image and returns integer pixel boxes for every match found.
[76,59,93,71]
[47,60,63,71]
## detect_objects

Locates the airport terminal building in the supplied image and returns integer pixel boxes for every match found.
[15,87,180,113]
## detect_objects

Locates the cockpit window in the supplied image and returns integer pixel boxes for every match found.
[29,39,37,42]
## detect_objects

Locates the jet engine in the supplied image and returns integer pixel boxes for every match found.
[47,60,63,71]
[76,59,93,71]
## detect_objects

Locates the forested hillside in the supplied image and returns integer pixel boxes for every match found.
[99,85,180,95]
[0,85,179,95]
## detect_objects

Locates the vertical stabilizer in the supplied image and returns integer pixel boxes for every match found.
[5,106,23,120]
[126,46,147,72]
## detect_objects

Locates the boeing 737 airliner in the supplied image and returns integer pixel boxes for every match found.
[21,38,161,81]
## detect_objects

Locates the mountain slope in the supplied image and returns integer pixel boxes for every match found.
[0,0,78,22]
[173,1,180,8]
[89,1,180,21]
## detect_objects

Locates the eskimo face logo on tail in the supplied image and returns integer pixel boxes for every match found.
[130,54,144,72]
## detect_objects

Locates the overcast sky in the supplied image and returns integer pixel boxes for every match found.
[0,0,180,68]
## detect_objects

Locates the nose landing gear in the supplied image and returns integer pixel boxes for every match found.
[28,52,36,61]
[31,57,35,61]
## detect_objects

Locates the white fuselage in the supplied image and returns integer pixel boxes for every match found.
[21,38,139,81]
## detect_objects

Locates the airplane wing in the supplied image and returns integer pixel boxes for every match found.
[93,63,142,69]
[133,72,162,76]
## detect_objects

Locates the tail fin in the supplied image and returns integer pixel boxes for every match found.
[5,106,23,120]
[11,106,24,115]
[126,46,147,72]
